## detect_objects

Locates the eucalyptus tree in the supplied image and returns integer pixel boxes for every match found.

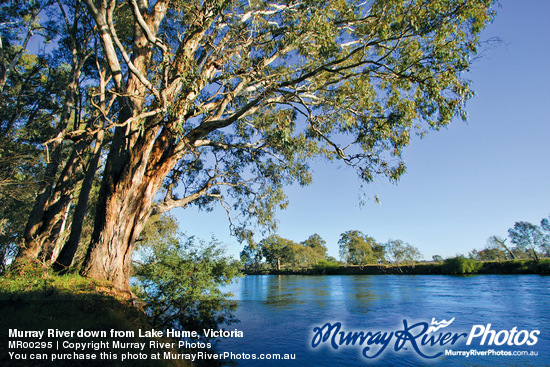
[0,0,67,266]
[13,0,104,264]
[487,235,515,260]
[259,234,297,270]
[301,233,327,258]
[14,0,494,290]
[339,230,383,265]
[508,220,549,261]
[384,239,422,265]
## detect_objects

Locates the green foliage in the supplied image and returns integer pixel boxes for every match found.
[432,255,444,263]
[3,258,50,280]
[301,234,328,258]
[384,239,423,265]
[534,259,550,275]
[338,230,384,265]
[259,234,297,270]
[469,247,506,261]
[442,256,482,275]
[0,0,100,267]
[133,215,241,338]
[312,259,342,274]
[240,241,263,270]
[507,216,550,261]
[251,233,329,270]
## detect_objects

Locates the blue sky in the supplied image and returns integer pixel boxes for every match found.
[176,0,550,260]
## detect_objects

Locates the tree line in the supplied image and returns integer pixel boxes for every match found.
[0,0,496,292]
[466,214,550,262]
[241,230,423,270]
[243,213,550,272]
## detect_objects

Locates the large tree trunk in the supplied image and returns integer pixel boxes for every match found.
[54,132,104,271]
[17,29,85,260]
[17,139,65,260]
[79,0,183,293]
[18,136,87,261]
[80,124,179,293]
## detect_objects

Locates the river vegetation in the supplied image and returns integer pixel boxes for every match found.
[242,213,550,275]
[133,214,241,338]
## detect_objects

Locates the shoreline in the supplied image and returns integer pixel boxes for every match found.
[243,259,550,276]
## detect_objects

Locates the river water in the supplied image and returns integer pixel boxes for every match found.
[217,275,549,366]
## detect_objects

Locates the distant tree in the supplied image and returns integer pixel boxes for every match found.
[469,247,505,261]
[290,243,325,268]
[301,234,328,258]
[432,255,444,263]
[240,243,263,271]
[260,235,297,270]
[242,233,327,270]
[487,236,515,260]
[508,221,544,261]
[385,239,423,265]
[539,215,550,257]
[338,230,383,265]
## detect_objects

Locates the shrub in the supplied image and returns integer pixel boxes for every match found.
[535,259,550,274]
[312,259,341,274]
[133,236,241,339]
[442,256,481,275]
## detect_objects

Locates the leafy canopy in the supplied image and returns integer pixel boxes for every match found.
[89,0,496,236]
[338,230,384,265]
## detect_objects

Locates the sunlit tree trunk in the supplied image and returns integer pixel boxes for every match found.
[80,123,180,292]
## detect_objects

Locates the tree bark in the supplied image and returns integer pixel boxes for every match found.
[54,131,104,271]
[18,136,86,261]
[16,25,85,260]
[80,124,180,293]
[17,140,65,260]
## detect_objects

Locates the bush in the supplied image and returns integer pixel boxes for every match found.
[535,259,550,274]
[133,236,241,339]
[4,258,49,279]
[312,259,341,274]
[442,256,482,275]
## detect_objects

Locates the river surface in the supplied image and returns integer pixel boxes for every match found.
[217,275,549,366]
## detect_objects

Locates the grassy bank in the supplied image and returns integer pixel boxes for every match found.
[244,258,550,276]
[0,261,190,367]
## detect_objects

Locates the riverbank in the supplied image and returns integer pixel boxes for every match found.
[0,261,192,367]
[244,258,550,276]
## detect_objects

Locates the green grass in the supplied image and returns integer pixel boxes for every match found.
[0,260,190,367]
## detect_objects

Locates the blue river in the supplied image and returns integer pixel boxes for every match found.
[217,275,550,366]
